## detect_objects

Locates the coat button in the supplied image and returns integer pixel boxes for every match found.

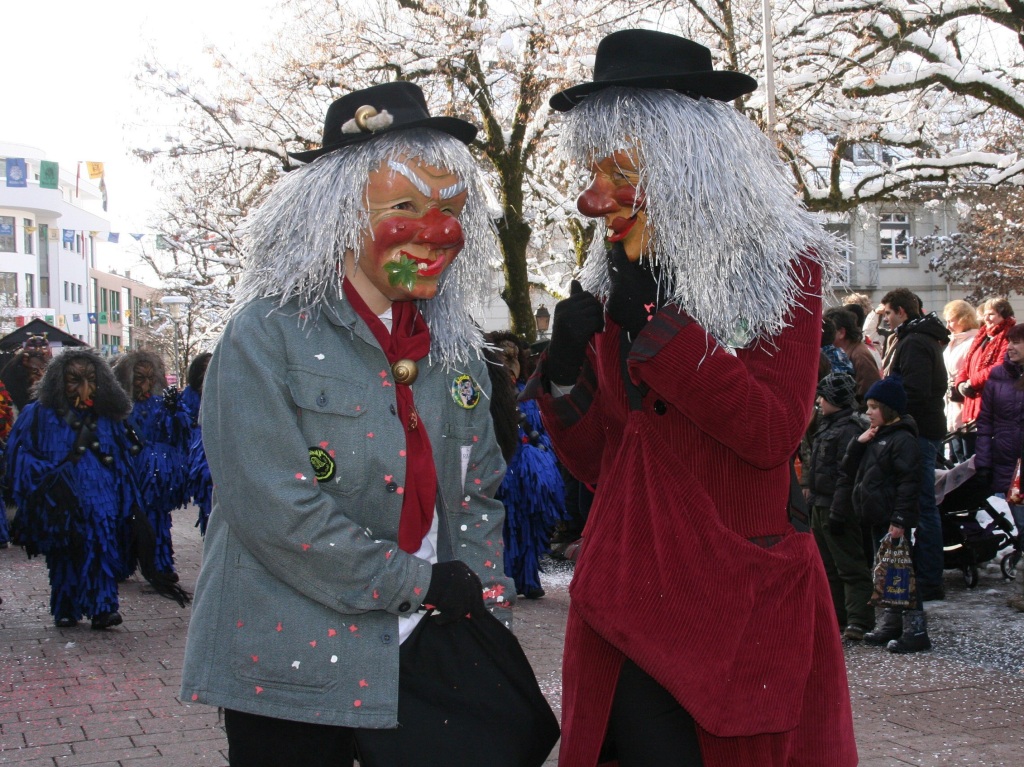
[398,601,411,612]
[653,399,667,415]
[381,633,393,644]
[386,482,398,492]
[317,393,327,407]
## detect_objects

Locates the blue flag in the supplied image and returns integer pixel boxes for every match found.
[63,229,75,245]
[5,158,27,187]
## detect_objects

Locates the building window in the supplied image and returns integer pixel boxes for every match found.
[38,225,50,306]
[0,273,18,308]
[880,214,911,264]
[23,219,33,255]
[64,281,70,301]
[101,288,108,313]
[77,284,82,303]
[110,290,121,320]
[24,273,34,308]
[0,216,14,253]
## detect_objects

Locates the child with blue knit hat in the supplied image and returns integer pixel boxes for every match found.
[807,372,873,640]
[832,375,932,653]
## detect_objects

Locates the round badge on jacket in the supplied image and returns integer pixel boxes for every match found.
[308,447,336,482]
[451,374,480,409]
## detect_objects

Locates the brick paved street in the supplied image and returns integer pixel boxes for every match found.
[3,512,1024,765]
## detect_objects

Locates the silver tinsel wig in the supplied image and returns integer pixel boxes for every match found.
[564,88,842,346]
[234,129,500,368]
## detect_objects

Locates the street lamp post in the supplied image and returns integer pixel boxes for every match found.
[534,304,550,339]
[159,295,190,387]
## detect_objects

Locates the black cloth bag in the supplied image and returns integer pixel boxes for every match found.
[355,610,559,767]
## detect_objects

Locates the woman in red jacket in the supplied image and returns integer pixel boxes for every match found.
[956,297,1016,453]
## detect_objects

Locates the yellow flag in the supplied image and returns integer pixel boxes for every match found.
[25,225,37,234]
[86,161,104,179]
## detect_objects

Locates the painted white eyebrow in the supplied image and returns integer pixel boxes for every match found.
[387,160,465,200]
[387,160,432,197]
[439,180,467,200]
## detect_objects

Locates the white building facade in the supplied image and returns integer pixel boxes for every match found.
[0,141,107,341]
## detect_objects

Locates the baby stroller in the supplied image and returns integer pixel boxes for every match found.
[935,454,1023,587]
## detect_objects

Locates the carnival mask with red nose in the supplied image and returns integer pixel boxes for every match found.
[64,359,97,409]
[578,149,650,262]
[347,158,468,311]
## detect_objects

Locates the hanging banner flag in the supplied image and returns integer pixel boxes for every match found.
[106,232,119,243]
[45,315,55,324]
[130,233,144,240]
[88,313,97,324]
[49,228,59,240]
[73,314,81,322]
[86,161,104,179]
[15,316,26,328]
[57,315,67,328]
[98,311,108,324]
[25,225,37,234]
[5,158,27,187]
[63,229,75,245]
[39,160,59,189]
[123,309,131,322]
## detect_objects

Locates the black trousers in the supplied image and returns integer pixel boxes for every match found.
[224,709,355,767]
[602,659,704,766]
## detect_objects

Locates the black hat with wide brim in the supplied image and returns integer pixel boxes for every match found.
[289,81,477,164]
[550,29,758,112]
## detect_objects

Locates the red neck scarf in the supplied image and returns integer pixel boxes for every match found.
[343,279,436,553]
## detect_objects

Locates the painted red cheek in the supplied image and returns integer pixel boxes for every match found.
[613,185,644,210]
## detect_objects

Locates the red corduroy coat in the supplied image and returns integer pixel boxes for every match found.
[525,260,857,767]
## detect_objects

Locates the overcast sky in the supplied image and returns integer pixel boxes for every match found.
[4,0,278,239]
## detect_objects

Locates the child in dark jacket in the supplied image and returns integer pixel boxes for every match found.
[833,375,931,653]
[807,373,874,639]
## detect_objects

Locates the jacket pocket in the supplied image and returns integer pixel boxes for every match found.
[287,368,370,496]
[229,550,340,692]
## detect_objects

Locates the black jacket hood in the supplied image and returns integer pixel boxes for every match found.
[897,313,950,344]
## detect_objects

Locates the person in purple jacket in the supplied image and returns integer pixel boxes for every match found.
[974,323,1024,609]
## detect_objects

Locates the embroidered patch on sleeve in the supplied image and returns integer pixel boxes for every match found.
[308,446,337,482]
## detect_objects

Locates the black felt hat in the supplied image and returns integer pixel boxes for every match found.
[289,81,477,163]
[550,29,758,112]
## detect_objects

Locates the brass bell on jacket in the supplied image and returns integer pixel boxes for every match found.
[391,358,418,385]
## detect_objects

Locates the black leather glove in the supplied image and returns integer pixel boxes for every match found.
[422,560,485,623]
[545,280,604,386]
[827,515,845,537]
[974,467,993,491]
[605,244,662,337]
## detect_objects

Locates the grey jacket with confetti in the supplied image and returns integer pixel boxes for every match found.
[180,295,514,728]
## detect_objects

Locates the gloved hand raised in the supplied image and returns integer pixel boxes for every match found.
[422,560,485,623]
[605,244,662,337]
[544,280,604,386]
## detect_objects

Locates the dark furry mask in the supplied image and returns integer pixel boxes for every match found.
[36,348,132,420]
[113,350,168,400]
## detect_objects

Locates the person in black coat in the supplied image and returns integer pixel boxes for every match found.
[833,376,930,653]
[880,287,950,602]
[807,372,873,638]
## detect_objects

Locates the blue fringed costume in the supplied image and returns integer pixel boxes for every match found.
[6,349,139,626]
[179,353,213,535]
[498,382,566,596]
[114,352,192,578]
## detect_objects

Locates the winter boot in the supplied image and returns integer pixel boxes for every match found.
[864,608,902,646]
[887,609,931,654]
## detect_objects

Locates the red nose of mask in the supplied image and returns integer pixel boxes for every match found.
[414,208,464,249]
[577,184,619,218]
